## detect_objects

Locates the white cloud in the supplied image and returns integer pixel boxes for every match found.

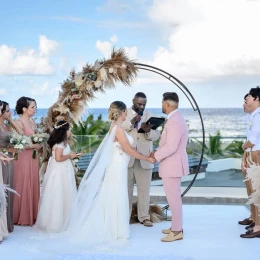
[147,0,260,82]
[0,35,59,76]
[39,35,59,56]
[95,40,112,59]
[95,36,138,59]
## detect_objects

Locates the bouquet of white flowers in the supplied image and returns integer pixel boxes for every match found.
[30,132,49,158]
[9,132,32,160]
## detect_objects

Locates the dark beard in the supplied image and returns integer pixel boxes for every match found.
[133,105,142,113]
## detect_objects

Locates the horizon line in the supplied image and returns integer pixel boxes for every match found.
[21,107,243,110]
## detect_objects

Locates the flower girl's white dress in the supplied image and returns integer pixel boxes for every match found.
[35,143,77,233]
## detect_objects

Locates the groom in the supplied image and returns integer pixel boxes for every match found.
[150,92,189,242]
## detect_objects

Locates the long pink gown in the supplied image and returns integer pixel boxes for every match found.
[13,119,40,226]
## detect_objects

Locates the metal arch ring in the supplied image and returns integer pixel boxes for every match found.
[133,63,206,210]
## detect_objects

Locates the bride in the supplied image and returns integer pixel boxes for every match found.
[64,101,155,246]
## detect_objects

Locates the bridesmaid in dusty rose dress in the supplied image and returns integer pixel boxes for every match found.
[0,101,24,232]
[13,97,42,226]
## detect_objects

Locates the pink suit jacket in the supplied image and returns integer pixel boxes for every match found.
[154,110,189,178]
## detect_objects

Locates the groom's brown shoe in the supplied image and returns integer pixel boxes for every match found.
[161,231,183,242]
[238,218,253,225]
[162,228,184,235]
[240,229,260,238]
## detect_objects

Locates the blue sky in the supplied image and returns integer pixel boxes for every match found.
[0,0,260,109]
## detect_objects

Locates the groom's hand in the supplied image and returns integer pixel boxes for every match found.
[149,151,156,160]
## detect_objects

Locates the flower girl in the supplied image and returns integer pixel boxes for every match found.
[35,121,81,233]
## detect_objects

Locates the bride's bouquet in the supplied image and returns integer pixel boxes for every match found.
[30,132,49,158]
[8,132,32,160]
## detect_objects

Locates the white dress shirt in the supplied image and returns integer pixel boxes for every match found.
[167,109,179,120]
[246,107,260,151]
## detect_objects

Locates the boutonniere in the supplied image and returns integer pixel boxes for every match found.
[158,119,167,134]
[157,126,163,132]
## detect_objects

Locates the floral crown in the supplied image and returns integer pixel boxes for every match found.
[54,121,68,129]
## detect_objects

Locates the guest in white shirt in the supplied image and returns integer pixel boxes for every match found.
[241,86,260,238]
[238,94,254,226]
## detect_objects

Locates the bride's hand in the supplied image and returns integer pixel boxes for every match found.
[146,156,156,164]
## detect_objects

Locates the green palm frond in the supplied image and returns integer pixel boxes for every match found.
[224,140,244,156]
[209,131,222,155]
[72,114,109,136]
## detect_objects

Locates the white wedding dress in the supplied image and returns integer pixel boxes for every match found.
[67,125,133,245]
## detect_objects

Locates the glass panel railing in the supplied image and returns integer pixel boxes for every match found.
[73,135,246,189]
[73,135,105,154]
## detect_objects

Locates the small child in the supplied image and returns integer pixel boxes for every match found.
[35,120,81,233]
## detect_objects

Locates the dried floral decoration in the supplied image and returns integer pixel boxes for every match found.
[41,48,138,134]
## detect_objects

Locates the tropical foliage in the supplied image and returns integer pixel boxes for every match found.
[207,131,223,156]
[72,115,245,160]
[72,114,108,153]
[224,140,244,158]
[190,131,244,160]
[72,114,110,135]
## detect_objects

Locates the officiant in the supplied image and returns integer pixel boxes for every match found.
[122,92,161,227]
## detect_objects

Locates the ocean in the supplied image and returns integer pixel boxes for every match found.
[12,107,246,140]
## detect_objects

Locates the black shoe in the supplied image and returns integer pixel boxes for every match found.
[245,222,255,230]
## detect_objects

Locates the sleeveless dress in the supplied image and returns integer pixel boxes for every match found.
[13,119,40,226]
[35,143,77,233]
[0,131,14,232]
[70,132,134,244]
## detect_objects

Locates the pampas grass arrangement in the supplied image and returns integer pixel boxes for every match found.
[245,162,260,214]
[130,202,166,224]
[39,48,138,171]
[41,48,138,134]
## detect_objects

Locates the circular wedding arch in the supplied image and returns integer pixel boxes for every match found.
[134,63,205,209]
